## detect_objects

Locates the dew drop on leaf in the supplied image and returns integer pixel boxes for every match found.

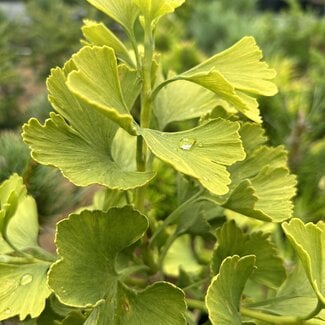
[179,137,196,151]
[20,273,33,286]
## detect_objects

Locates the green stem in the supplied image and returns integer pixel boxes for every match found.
[240,307,303,324]
[186,299,208,313]
[149,189,204,246]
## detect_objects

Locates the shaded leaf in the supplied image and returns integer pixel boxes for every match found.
[86,0,139,36]
[245,262,318,319]
[140,118,245,195]
[67,46,137,134]
[23,68,154,190]
[282,218,325,304]
[48,207,186,324]
[82,20,135,67]
[153,79,224,130]
[86,282,186,325]
[163,235,203,277]
[206,255,256,325]
[212,221,286,288]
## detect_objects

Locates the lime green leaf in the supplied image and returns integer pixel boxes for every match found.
[224,167,297,222]
[186,37,277,96]
[118,64,141,111]
[163,235,203,277]
[206,255,256,325]
[48,207,186,324]
[221,123,297,222]
[212,221,286,288]
[282,218,325,304]
[86,0,139,36]
[0,174,26,237]
[156,37,277,123]
[0,261,51,321]
[0,196,39,254]
[134,0,185,24]
[153,79,224,130]
[67,46,137,134]
[140,118,245,195]
[82,20,135,67]
[23,68,154,190]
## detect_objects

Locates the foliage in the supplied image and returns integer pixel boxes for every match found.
[0,0,324,324]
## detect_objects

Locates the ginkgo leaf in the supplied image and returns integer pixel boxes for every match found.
[82,20,135,67]
[0,174,26,238]
[0,196,39,254]
[282,218,325,304]
[153,79,225,130]
[118,64,141,110]
[86,0,139,36]
[22,68,154,190]
[0,176,52,321]
[244,262,319,320]
[85,282,186,325]
[0,261,51,321]
[219,123,297,222]
[139,118,246,195]
[212,221,286,288]
[134,0,185,25]
[66,46,137,134]
[205,255,256,325]
[163,235,203,277]
[154,37,277,123]
[224,167,297,222]
[48,207,186,324]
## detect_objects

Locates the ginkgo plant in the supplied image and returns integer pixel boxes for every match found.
[1,0,324,324]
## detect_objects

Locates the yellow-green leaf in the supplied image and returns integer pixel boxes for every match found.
[86,0,139,36]
[82,20,135,67]
[282,218,325,304]
[139,118,246,196]
[206,255,256,325]
[23,68,154,190]
[134,0,185,24]
[67,46,137,134]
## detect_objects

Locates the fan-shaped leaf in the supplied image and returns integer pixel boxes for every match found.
[48,207,186,324]
[139,118,245,195]
[212,221,286,288]
[66,46,137,134]
[86,0,139,36]
[155,37,277,123]
[82,20,135,67]
[282,218,325,304]
[0,262,51,321]
[206,255,256,325]
[23,68,154,190]
[220,123,297,222]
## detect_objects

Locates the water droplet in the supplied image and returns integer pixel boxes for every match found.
[202,177,209,182]
[197,142,203,148]
[60,286,67,294]
[20,274,33,286]
[179,137,196,151]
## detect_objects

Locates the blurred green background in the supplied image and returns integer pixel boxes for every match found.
[0,0,324,224]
